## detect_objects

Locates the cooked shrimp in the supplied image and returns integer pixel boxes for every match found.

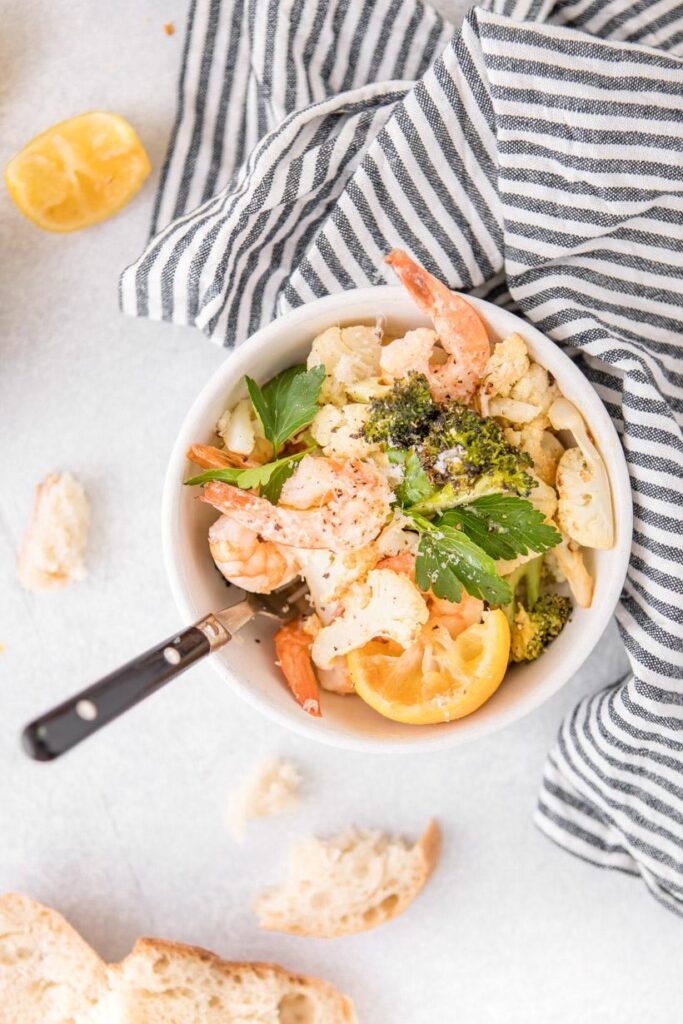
[187,444,256,470]
[201,456,393,553]
[318,658,355,695]
[376,553,418,575]
[384,249,490,403]
[273,619,321,716]
[377,553,484,636]
[208,515,300,593]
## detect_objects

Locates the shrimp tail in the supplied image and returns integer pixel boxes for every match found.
[273,620,322,717]
[385,249,442,314]
[187,444,255,470]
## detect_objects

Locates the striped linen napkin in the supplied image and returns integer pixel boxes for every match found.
[121,0,683,913]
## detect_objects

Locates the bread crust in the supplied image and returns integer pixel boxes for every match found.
[418,818,442,884]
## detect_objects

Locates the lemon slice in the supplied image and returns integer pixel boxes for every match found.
[347,609,511,725]
[4,111,151,232]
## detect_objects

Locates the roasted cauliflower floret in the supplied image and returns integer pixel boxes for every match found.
[345,377,392,403]
[217,398,256,456]
[311,403,377,459]
[529,472,558,521]
[294,546,379,625]
[549,398,614,549]
[310,569,429,670]
[489,396,541,424]
[496,549,543,578]
[489,364,560,426]
[511,362,559,412]
[302,618,356,695]
[505,419,565,486]
[479,333,530,415]
[379,327,438,384]
[307,324,382,405]
[376,515,420,559]
[553,536,594,608]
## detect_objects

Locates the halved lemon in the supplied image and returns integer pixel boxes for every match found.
[4,111,151,232]
[347,610,511,725]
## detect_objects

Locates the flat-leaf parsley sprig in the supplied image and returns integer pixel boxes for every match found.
[410,512,514,606]
[407,499,561,606]
[439,495,562,563]
[185,364,324,503]
[184,448,311,502]
[246,364,325,454]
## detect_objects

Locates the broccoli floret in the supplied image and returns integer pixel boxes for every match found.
[505,556,571,661]
[419,405,534,499]
[363,371,436,449]
[510,593,572,662]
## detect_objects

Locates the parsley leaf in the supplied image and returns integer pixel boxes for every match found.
[184,449,309,500]
[440,495,562,562]
[411,513,513,606]
[414,530,463,603]
[184,466,243,486]
[246,364,325,454]
[388,449,434,508]
[260,457,301,504]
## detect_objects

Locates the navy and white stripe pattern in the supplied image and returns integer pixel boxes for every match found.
[121,0,683,913]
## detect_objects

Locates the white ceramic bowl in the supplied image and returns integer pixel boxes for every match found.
[162,287,632,753]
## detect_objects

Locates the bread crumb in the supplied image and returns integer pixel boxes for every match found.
[163,21,175,34]
[228,758,300,842]
[17,472,90,592]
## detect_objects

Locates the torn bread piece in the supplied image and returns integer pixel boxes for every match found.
[254,820,440,937]
[18,471,90,591]
[0,892,107,1024]
[104,938,356,1024]
[228,758,301,842]
[0,894,356,1024]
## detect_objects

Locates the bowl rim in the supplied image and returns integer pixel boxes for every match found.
[162,285,633,753]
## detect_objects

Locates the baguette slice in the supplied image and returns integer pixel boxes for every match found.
[254,820,440,938]
[0,892,107,1024]
[0,894,356,1024]
[101,938,356,1023]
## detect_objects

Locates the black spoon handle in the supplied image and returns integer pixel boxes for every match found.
[22,615,231,761]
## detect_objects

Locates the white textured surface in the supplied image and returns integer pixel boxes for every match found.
[0,2,680,1022]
